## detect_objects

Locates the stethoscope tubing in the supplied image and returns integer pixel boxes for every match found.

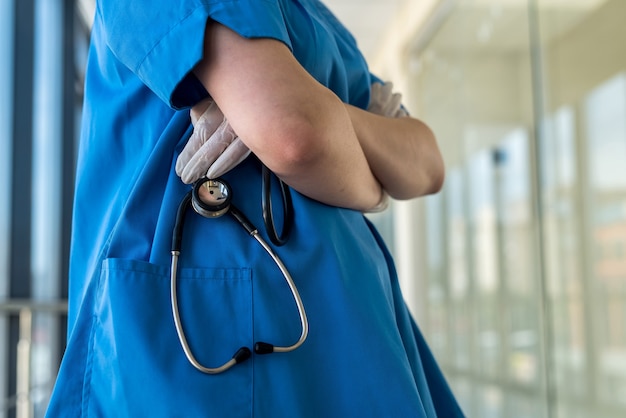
[261,164,293,246]
[170,251,252,374]
[170,179,308,374]
[249,231,308,353]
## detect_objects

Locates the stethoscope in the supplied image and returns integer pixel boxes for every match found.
[170,168,309,374]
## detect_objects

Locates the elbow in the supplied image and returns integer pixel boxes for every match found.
[422,149,445,196]
[241,87,345,176]
[394,170,445,200]
[417,124,445,196]
[256,116,328,175]
[280,130,324,170]
[394,150,445,200]
[422,124,445,195]
[427,163,445,195]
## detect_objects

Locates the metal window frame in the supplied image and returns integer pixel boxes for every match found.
[3,0,77,417]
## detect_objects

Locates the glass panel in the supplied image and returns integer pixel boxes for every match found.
[539,0,626,415]
[541,106,589,401]
[447,376,476,417]
[31,0,64,415]
[496,129,541,387]
[468,149,500,379]
[409,0,547,416]
[502,391,544,418]
[477,384,504,418]
[446,168,472,372]
[32,0,63,301]
[584,73,626,409]
[0,1,13,416]
[425,192,450,363]
[0,0,14,299]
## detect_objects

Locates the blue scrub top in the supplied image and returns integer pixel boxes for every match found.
[47,1,464,417]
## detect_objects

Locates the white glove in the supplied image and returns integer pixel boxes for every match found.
[363,81,405,214]
[368,81,408,118]
[364,190,389,213]
[175,99,251,183]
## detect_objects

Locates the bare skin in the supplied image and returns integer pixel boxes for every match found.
[193,21,444,211]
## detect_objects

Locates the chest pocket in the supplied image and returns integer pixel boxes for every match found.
[85,258,253,418]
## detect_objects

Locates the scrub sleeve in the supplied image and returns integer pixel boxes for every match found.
[46,1,464,417]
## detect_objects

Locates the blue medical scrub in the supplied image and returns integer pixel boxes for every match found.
[46,0,464,417]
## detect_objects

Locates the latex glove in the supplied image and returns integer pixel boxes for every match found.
[368,81,408,118]
[176,99,251,183]
[363,190,390,213]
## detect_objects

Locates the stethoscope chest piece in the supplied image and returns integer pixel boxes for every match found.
[191,178,231,218]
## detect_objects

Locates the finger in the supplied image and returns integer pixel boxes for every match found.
[179,140,221,183]
[370,82,382,100]
[380,82,393,103]
[179,120,237,183]
[395,107,409,118]
[176,129,205,176]
[190,99,218,125]
[177,106,228,177]
[176,117,223,176]
[384,92,403,117]
[368,82,385,113]
[206,138,251,179]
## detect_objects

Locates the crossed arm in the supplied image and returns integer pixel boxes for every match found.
[192,21,444,211]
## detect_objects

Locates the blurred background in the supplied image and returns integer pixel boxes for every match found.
[1,0,625,417]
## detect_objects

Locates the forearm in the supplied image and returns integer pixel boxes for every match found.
[345,104,445,200]
[193,22,383,210]
[257,92,384,211]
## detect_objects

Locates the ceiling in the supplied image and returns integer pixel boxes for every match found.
[322,0,406,61]
[420,0,610,53]
[78,0,612,60]
[77,0,403,63]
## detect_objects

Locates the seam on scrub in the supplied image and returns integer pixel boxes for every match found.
[80,271,104,417]
[250,267,255,418]
[134,0,283,74]
[134,5,206,73]
[80,316,94,417]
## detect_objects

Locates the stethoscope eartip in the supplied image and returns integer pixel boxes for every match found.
[254,342,275,355]
[234,347,252,364]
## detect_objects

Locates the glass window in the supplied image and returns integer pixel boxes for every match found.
[409,0,547,416]
[541,106,589,400]
[538,0,626,414]
[583,73,626,408]
[496,129,541,386]
[410,0,626,414]
[0,0,13,415]
[0,0,14,298]
[30,0,66,414]
[425,191,450,363]
[446,168,473,372]
[0,0,85,415]
[468,149,501,379]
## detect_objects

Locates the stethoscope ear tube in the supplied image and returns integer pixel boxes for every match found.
[262,164,293,246]
[228,205,256,236]
[171,192,192,253]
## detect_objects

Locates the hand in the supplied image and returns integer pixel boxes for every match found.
[368,81,408,118]
[175,99,251,183]
[361,81,407,213]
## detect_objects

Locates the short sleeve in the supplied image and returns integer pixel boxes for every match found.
[98,0,293,109]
